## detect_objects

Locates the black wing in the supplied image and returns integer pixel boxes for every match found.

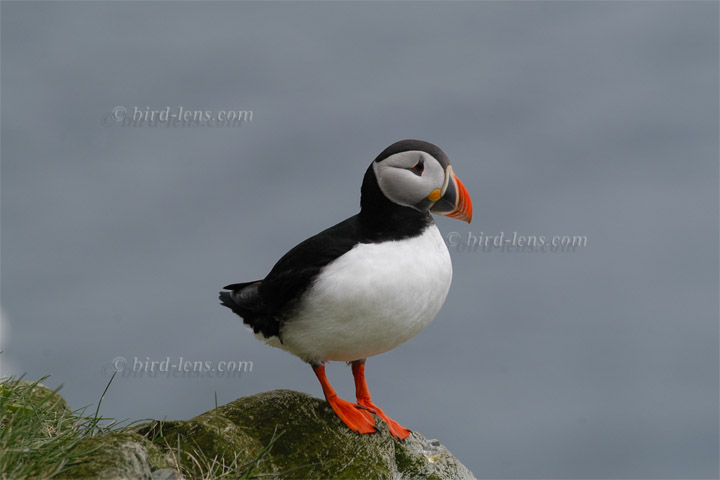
[219,215,367,339]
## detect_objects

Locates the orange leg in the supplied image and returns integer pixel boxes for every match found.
[351,360,411,440]
[312,364,377,434]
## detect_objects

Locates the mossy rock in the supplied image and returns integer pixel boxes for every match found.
[32,389,473,479]
[131,413,266,478]
[0,379,70,419]
[56,431,175,479]
[208,389,473,479]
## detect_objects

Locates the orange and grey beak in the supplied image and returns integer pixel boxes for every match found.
[429,166,473,223]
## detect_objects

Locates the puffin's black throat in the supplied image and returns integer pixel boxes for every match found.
[358,165,433,241]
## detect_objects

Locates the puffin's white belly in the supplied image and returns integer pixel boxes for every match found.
[276,224,452,364]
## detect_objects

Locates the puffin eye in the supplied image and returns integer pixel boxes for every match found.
[411,159,424,176]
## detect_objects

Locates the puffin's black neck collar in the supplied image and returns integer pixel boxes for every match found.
[358,165,432,241]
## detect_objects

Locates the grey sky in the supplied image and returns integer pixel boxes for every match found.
[1,2,718,478]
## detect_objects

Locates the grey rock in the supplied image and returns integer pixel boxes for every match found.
[151,468,185,480]
[397,433,475,480]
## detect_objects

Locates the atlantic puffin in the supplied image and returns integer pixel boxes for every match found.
[219,139,472,440]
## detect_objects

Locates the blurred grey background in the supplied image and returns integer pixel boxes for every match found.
[1,2,718,478]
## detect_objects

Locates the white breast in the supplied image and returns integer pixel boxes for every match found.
[276,224,452,364]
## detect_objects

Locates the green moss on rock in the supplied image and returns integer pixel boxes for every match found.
[216,390,396,478]
[212,389,474,479]
[132,413,266,478]
[57,431,171,479]
[0,379,70,419]
[15,387,474,479]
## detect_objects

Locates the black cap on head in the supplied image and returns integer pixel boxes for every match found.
[373,139,450,168]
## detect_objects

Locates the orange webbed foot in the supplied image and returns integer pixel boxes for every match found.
[357,398,411,440]
[351,360,411,440]
[326,395,378,434]
[313,364,377,435]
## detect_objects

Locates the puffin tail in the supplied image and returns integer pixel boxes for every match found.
[218,291,244,318]
[219,281,262,319]
[219,281,281,339]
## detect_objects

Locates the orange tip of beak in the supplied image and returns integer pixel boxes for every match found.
[446,174,473,223]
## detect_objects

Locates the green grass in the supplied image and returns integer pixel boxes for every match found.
[0,374,119,479]
[0,373,284,479]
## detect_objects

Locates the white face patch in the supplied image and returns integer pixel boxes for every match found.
[372,151,445,209]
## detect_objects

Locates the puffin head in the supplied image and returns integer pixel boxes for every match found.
[363,139,472,223]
